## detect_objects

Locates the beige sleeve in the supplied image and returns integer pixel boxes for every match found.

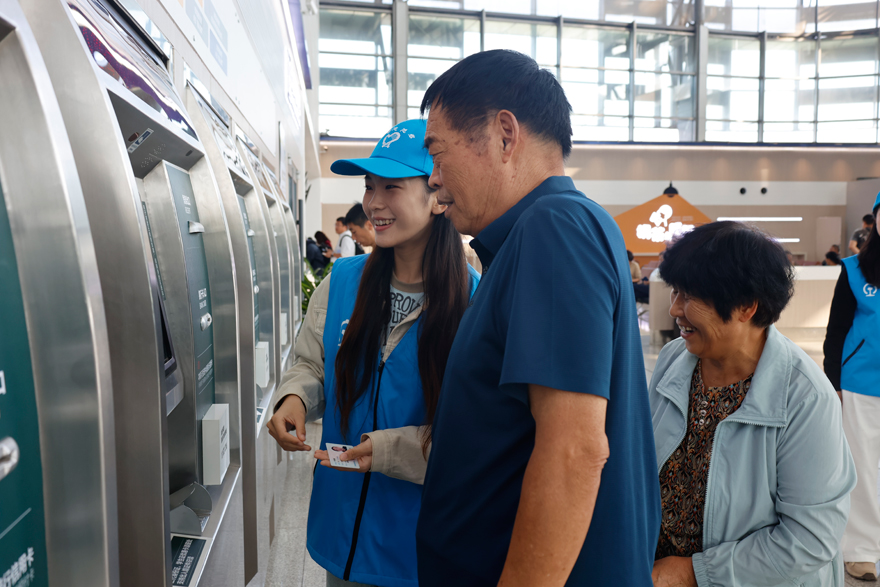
[362,426,431,485]
[269,274,331,421]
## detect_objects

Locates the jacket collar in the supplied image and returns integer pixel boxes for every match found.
[655,325,791,427]
[470,176,578,269]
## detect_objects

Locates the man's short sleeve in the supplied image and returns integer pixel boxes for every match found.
[499,199,620,399]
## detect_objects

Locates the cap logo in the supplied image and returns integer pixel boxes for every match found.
[382,132,401,149]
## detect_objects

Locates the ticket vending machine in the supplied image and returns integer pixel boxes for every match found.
[183,84,286,585]
[23,0,245,584]
[237,141,287,385]
[0,1,116,585]
[281,201,303,336]
[234,137,288,586]
[263,167,296,370]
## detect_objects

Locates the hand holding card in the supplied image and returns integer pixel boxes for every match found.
[326,443,361,469]
[315,438,373,472]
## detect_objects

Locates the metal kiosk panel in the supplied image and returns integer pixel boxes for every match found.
[0,1,116,584]
[22,0,244,584]
[184,84,279,585]
[237,138,283,391]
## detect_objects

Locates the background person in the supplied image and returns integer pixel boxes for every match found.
[344,203,376,249]
[328,217,356,259]
[416,49,660,587]
[266,119,479,587]
[652,221,855,587]
[849,214,875,255]
[306,236,331,275]
[824,193,880,581]
[824,250,842,266]
[315,231,333,252]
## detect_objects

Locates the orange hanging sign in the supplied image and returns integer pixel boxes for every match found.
[614,192,712,255]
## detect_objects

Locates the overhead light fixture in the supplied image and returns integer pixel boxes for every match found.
[775,238,801,243]
[663,182,678,197]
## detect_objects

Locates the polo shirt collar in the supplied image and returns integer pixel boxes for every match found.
[470,176,576,268]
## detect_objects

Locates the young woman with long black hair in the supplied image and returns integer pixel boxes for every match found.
[267,119,479,587]
[824,192,880,581]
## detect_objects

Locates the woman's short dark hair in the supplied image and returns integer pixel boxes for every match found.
[659,221,795,329]
[627,250,634,262]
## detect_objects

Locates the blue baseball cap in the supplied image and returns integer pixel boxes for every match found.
[331,119,433,179]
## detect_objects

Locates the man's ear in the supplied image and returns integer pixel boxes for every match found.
[737,300,759,323]
[366,220,375,231]
[495,110,519,163]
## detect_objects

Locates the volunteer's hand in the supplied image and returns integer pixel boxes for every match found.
[315,438,373,472]
[652,556,697,587]
[267,395,311,451]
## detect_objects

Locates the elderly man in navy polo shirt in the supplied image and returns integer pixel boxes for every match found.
[416,50,662,586]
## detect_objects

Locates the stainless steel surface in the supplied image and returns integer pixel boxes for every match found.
[139,163,204,492]
[264,196,293,369]
[185,85,262,584]
[0,2,118,585]
[237,137,279,402]
[22,2,188,583]
[280,204,303,333]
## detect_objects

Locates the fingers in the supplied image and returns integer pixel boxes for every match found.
[339,438,372,462]
[267,411,311,452]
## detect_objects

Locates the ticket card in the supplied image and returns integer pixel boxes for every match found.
[326,443,360,469]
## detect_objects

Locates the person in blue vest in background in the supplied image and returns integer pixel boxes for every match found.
[825,191,880,582]
[266,119,479,587]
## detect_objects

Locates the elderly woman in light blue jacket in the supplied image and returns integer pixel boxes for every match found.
[649,221,856,587]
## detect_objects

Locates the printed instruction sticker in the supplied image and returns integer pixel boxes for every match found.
[326,443,360,469]
[127,128,154,153]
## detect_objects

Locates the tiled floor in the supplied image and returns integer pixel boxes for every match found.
[264,331,874,586]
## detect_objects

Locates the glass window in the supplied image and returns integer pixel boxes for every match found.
[705,120,760,141]
[704,0,815,35]
[708,36,761,77]
[408,16,480,108]
[409,15,480,59]
[571,115,631,141]
[562,68,630,116]
[319,9,393,138]
[817,75,878,120]
[319,104,393,139]
[817,0,877,32]
[635,32,696,73]
[763,78,816,121]
[819,36,878,77]
[707,76,760,120]
[817,119,877,141]
[634,72,696,119]
[633,118,696,141]
[561,26,631,70]
[484,20,558,67]
[763,121,816,141]
[765,37,817,78]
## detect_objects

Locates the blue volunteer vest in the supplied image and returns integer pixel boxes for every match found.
[841,255,880,396]
[307,255,479,586]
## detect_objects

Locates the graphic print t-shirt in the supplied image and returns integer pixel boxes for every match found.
[384,274,424,351]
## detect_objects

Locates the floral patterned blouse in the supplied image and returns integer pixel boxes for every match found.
[656,359,753,559]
